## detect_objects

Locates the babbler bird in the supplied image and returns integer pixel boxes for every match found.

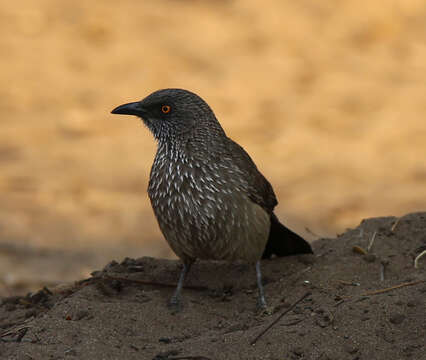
[111,89,312,308]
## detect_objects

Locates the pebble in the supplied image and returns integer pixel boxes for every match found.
[389,313,405,325]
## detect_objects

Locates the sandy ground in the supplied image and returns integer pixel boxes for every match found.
[1,1,426,294]
[1,212,425,359]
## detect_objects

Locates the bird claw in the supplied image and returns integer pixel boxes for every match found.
[262,305,274,315]
[256,296,273,315]
[256,302,274,315]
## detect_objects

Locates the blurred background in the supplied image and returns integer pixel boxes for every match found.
[1,0,426,295]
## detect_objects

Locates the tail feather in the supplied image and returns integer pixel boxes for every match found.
[262,213,313,259]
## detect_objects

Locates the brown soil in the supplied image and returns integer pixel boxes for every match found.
[1,212,425,359]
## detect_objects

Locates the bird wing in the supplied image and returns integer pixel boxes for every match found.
[224,138,278,214]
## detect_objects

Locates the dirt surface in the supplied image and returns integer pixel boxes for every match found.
[1,212,425,359]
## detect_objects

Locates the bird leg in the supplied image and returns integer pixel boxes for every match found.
[169,262,192,309]
[256,260,267,309]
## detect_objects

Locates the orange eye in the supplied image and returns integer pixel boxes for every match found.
[161,105,171,114]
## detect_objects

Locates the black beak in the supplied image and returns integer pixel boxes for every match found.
[111,101,145,117]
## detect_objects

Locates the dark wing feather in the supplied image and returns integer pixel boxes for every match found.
[224,137,313,258]
[224,138,277,214]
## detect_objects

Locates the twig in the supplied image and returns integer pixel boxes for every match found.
[101,275,208,291]
[337,280,360,286]
[250,291,311,345]
[367,231,377,253]
[391,217,401,232]
[342,279,426,299]
[359,280,425,296]
[169,357,211,360]
[1,326,30,342]
[281,318,305,326]
[379,264,385,282]
[414,250,426,269]
[379,260,389,282]
[333,299,345,307]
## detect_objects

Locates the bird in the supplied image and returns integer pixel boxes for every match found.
[111,88,313,309]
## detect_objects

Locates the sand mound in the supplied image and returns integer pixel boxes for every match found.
[1,212,425,359]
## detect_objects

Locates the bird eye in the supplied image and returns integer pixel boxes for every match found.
[161,105,171,114]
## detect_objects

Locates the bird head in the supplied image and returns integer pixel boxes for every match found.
[111,88,223,143]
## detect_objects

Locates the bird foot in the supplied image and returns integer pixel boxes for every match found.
[168,296,182,313]
[261,305,274,315]
[256,304,274,316]
[256,298,273,315]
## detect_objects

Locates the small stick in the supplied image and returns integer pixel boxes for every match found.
[391,218,401,232]
[414,250,426,269]
[342,279,426,299]
[367,231,377,253]
[250,291,311,345]
[281,318,305,326]
[1,326,30,340]
[15,327,28,342]
[379,260,389,282]
[169,357,212,360]
[334,299,345,307]
[101,275,208,291]
[379,264,385,282]
[337,280,360,286]
[359,280,425,296]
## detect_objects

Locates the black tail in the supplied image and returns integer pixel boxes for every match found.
[262,213,313,259]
